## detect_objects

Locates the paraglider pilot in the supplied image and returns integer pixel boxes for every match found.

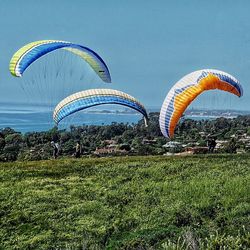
[51,141,59,159]
[207,137,217,153]
[75,140,82,158]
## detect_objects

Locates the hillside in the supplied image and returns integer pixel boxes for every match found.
[0,155,250,249]
[0,114,250,162]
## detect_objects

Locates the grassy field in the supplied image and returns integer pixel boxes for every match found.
[0,155,250,249]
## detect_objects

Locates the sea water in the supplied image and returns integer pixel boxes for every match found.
[0,102,242,133]
[0,103,143,133]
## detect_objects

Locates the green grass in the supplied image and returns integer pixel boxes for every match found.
[0,155,250,249]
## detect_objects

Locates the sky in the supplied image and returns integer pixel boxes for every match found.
[0,0,250,111]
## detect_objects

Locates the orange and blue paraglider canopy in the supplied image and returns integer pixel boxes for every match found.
[159,69,243,139]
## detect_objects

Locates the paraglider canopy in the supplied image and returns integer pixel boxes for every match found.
[159,69,243,139]
[53,88,149,126]
[9,40,111,83]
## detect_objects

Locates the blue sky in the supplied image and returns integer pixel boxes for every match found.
[0,0,249,110]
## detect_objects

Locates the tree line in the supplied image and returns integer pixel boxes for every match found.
[0,113,250,161]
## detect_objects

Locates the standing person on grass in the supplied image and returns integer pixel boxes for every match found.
[207,137,216,153]
[75,140,82,158]
[51,141,59,159]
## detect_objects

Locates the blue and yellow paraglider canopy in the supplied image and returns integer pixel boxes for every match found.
[53,89,149,126]
[9,40,111,83]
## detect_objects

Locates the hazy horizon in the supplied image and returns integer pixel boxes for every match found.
[0,101,249,113]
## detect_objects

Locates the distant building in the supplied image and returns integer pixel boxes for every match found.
[239,136,250,143]
[104,139,117,145]
[142,138,157,145]
[163,141,182,148]
[215,140,229,149]
[198,132,207,138]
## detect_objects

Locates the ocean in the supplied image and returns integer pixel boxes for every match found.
[0,103,144,133]
[0,103,241,133]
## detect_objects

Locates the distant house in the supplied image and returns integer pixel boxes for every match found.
[163,141,182,148]
[215,140,229,149]
[142,138,157,145]
[94,138,132,156]
[104,139,117,145]
[106,144,117,149]
[239,136,250,143]
[103,139,118,149]
[198,132,207,138]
